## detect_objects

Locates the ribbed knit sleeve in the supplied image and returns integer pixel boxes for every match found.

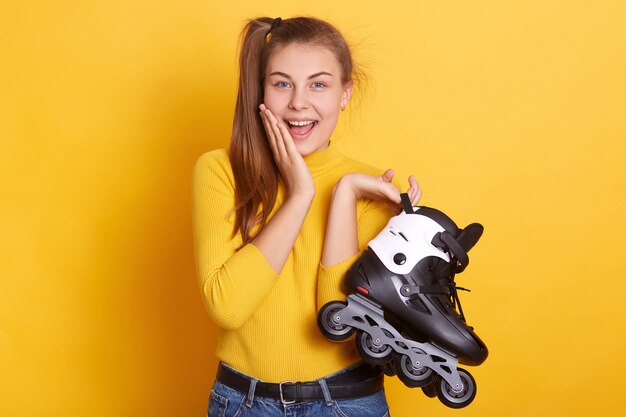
[317,178,403,310]
[192,150,279,329]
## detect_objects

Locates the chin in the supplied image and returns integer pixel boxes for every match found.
[295,139,329,157]
[296,144,315,157]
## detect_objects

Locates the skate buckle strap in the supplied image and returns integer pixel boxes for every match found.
[432,231,470,272]
[400,193,414,214]
[400,284,448,297]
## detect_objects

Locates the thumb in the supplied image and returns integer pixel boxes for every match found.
[380,169,394,183]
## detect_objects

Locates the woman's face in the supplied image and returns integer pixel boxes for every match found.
[264,43,352,156]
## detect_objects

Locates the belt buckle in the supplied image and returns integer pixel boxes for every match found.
[279,380,296,405]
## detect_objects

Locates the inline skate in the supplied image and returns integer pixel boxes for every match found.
[317,194,488,408]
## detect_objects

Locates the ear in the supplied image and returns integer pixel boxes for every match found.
[341,80,354,109]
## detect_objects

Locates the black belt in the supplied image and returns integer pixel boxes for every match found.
[216,362,384,404]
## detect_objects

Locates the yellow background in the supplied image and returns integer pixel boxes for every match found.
[1,1,625,416]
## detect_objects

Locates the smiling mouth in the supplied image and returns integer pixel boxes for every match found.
[286,120,318,139]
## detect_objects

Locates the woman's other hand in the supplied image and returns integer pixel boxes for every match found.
[337,170,422,212]
[321,170,422,268]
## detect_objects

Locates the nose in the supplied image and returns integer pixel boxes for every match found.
[288,87,309,111]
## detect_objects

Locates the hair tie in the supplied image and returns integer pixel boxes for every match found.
[265,17,282,43]
[270,17,282,32]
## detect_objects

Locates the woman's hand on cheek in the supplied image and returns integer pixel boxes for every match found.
[259,104,315,202]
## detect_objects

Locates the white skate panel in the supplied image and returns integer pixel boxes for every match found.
[368,209,451,275]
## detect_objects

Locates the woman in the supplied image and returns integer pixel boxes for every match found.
[193,16,421,417]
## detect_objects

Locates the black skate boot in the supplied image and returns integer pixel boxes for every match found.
[317,194,488,408]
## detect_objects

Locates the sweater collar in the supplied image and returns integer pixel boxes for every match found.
[302,141,343,176]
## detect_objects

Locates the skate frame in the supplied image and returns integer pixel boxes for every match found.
[335,293,465,393]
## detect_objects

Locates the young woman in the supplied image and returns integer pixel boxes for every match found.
[193,16,421,417]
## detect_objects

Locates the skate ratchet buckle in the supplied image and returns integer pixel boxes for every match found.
[279,380,296,405]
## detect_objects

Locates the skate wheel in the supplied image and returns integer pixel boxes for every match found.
[355,330,393,365]
[379,360,396,377]
[421,380,437,398]
[394,353,434,388]
[317,301,355,341]
[435,368,476,409]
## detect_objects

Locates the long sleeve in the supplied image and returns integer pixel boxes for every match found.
[192,150,279,329]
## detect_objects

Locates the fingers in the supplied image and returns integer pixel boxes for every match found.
[413,186,422,206]
[373,169,399,202]
[259,104,279,158]
[381,169,400,209]
[383,182,402,212]
[261,105,287,157]
[379,169,394,183]
[259,104,297,160]
[379,180,401,205]
[277,121,299,155]
[407,175,422,206]
[386,186,402,205]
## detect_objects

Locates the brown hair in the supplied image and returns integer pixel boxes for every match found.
[229,17,356,245]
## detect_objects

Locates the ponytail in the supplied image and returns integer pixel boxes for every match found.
[229,18,278,245]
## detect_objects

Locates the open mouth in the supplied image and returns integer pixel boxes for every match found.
[286,120,318,139]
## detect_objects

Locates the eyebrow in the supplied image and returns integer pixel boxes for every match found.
[268,71,334,79]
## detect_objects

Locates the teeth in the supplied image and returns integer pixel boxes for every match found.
[288,120,315,126]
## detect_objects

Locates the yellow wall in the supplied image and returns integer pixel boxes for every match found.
[1,1,625,416]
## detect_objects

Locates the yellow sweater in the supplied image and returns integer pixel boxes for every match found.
[192,143,400,382]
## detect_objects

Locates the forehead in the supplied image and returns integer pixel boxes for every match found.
[266,43,341,77]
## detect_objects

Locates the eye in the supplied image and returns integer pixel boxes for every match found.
[311,82,326,89]
[274,81,291,88]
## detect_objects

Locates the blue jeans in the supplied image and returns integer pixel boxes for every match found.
[207,364,390,417]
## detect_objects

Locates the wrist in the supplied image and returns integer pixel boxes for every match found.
[335,174,358,200]
[285,190,315,207]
